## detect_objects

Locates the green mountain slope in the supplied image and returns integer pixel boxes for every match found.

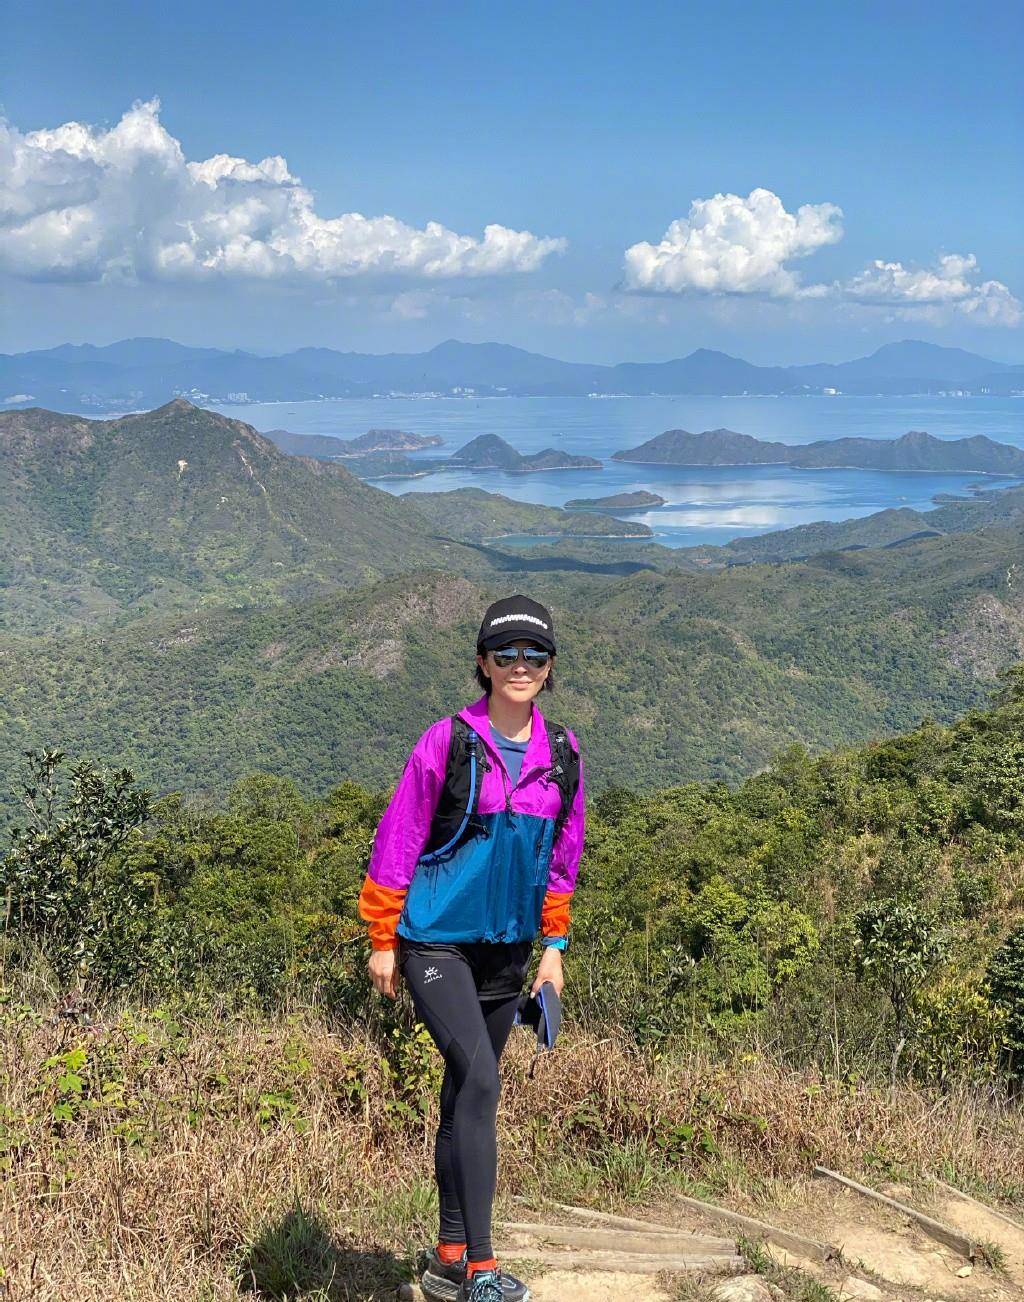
[2,522,1021,822]
[715,483,1024,563]
[0,400,465,632]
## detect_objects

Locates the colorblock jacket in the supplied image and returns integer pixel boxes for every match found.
[357,693,585,951]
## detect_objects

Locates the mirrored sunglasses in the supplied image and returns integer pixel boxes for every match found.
[490,645,551,670]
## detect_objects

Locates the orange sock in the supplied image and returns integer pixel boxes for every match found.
[436,1241,467,1264]
[467,1256,498,1277]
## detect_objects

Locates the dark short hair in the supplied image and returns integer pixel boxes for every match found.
[475,645,555,696]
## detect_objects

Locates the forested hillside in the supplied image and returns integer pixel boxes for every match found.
[0,400,462,632]
[1,522,1022,821]
[7,669,1024,1297]
[2,401,1022,826]
[3,409,1024,1298]
[5,668,1024,1085]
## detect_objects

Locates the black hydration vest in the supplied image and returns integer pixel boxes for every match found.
[420,715,580,864]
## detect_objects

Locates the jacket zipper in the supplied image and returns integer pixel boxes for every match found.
[502,766,518,820]
[459,715,552,824]
[455,718,553,938]
[467,721,516,814]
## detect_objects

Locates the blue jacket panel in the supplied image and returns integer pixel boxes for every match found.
[397,809,556,944]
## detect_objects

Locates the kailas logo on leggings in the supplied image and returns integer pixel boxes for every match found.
[423,965,442,983]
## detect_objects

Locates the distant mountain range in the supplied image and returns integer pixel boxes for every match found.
[2,337,1021,410]
[613,428,1024,475]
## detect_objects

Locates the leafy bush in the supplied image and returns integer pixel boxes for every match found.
[1,749,154,990]
[986,924,1024,1076]
[5,667,1024,1088]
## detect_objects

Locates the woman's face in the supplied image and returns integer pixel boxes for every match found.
[477,637,553,706]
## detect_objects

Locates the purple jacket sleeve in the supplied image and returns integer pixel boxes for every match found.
[357,717,450,950]
[542,730,585,939]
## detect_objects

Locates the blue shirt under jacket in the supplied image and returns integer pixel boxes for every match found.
[489,722,529,787]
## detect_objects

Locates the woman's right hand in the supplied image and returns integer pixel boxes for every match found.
[369,947,401,999]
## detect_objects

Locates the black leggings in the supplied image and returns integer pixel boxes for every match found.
[398,938,533,1261]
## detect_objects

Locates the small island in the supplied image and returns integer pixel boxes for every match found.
[564,490,666,510]
[264,427,442,460]
[341,428,443,454]
[449,433,602,474]
[612,427,1024,475]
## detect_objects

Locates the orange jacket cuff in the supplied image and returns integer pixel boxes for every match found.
[357,877,408,950]
[540,888,572,938]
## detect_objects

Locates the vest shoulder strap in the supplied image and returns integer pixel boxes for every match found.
[544,720,581,844]
[420,716,490,859]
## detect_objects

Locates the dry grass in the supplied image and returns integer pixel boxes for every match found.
[2,999,1023,1300]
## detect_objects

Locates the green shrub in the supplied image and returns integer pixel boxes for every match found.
[987,924,1024,1075]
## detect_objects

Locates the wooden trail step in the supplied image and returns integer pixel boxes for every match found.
[496,1219,736,1256]
[508,1194,735,1247]
[494,1246,746,1275]
[813,1166,977,1260]
[934,1179,1024,1234]
[668,1192,840,1263]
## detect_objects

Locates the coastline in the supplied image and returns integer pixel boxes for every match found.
[611,457,1023,477]
[482,530,653,542]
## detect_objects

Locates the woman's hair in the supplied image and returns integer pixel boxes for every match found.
[475,646,555,696]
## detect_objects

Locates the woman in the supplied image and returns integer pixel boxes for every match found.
[357,594,585,1302]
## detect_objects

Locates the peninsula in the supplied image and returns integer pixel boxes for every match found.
[399,487,653,541]
[264,427,442,459]
[612,428,1024,476]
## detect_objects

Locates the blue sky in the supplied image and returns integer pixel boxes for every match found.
[2,0,1022,362]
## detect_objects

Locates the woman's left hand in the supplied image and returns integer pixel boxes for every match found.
[531,946,564,998]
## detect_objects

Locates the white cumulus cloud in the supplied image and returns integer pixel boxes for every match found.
[0,99,566,284]
[841,253,1022,327]
[623,188,843,297]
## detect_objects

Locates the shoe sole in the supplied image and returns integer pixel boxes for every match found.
[421,1270,460,1302]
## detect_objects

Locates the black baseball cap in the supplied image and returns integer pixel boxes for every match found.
[477,594,556,654]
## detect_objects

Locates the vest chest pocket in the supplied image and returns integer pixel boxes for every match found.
[534,817,556,886]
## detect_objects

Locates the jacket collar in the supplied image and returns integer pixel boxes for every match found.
[458,692,551,780]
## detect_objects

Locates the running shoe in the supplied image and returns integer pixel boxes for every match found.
[421,1246,467,1301]
[423,1250,529,1302]
[457,1268,522,1302]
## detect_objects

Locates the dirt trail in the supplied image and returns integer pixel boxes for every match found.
[510,1269,676,1301]
[930,1188,1024,1286]
[408,1181,1024,1302]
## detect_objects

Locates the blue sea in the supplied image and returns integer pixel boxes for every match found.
[212,395,1024,549]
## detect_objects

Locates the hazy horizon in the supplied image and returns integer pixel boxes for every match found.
[6,333,1023,369]
[3,1,1021,364]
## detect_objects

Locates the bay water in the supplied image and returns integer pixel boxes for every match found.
[212,395,1023,548]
